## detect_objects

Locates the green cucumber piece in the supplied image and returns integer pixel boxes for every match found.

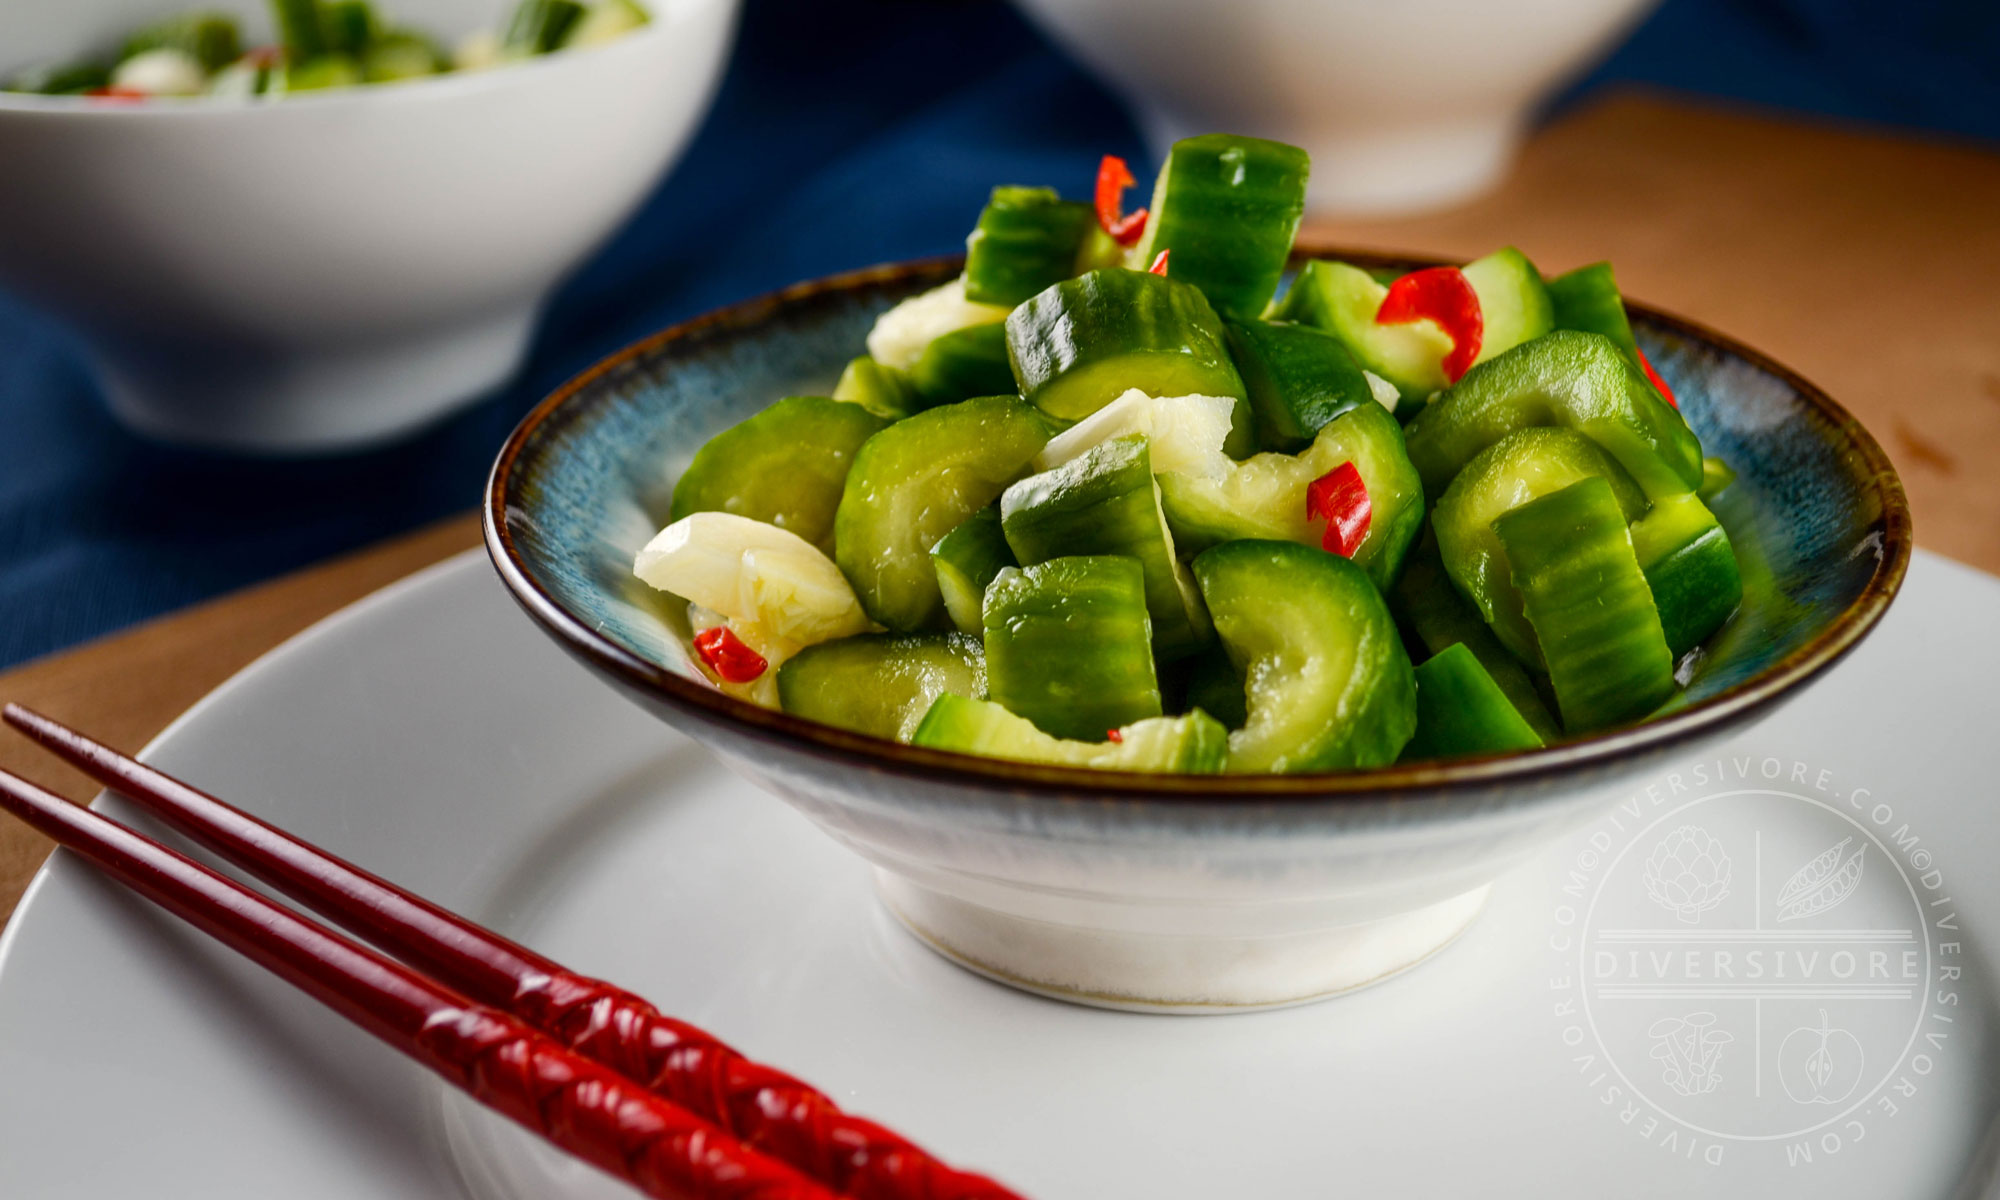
[320,0,378,56]
[270,0,329,59]
[981,557,1162,740]
[1271,260,1454,401]
[1545,262,1638,355]
[834,394,1052,631]
[962,186,1097,307]
[8,60,112,94]
[1431,427,1648,668]
[505,0,586,52]
[1389,532,1560,741]
[284,54,362,91]
[1156,401,1424,591]
[1406,329,1703,504]
[912,694,1227,773]
[931,505,1015,635]
[999,435,1209,660]
[1182,646,1247,730]
[832,356,921,420]
[1127,134,1310,322]
[1630,492,1743,658]
[1006,268,1247,429]
[123,12,243,71]
[1193,540,1415,772]
[1402,642,1544,761]
[1225,319,1377,453]
[1460,246,1555,364]
[362,32,445,81]
[565,0,650,45]
[671,396,887,556]
[777,633,985,743]
[1699,455,1736,500]
[1494,476,1675,733]
[910,322,1017,405]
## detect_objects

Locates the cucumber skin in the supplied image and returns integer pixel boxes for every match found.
[1182,646,1248,730]
[1129,134,1311,322]
[982,557,1162,741]
[1271,260,1452,400]
[1193,540,1415,773]
[1405,329,1704,504]
[1494,477,1675,733]
[999,435,1209,660]
[1630,492,1743,658]
[931,505,1016,636]
[910,322,1018,406]
[1388,532,1560,741]
[963,186,1097,307]
[834,394,1053,632]
[911,694,1228,773]
[1460,247,1555,364]
[777,633,985,743]
[1006,268,1247,425]
[670,396,887,557]
[1545,262,1638,355]
[1402,642,1544,762]
[1157,400,1424,593]
[123,12,243,70]
[1225,319,1376,453]
[833,356,921,420]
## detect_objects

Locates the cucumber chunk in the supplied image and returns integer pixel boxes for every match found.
[1630,492,1743,658]
[1006,268,1248,433]
[1402,642,1545,761]
[1406,329,1703,504]
[777,633,985,742]
[1699,455,1736,500]
[1157,401,1424,591]
[505,0,586,52]
[1494,477,1675,733]
[1225,319,1378,453]
[565,0,651,46]
[1000,435,1210,659]
[910,322,1016,405]
[866,277,1009,371]
[1182,645,1247,730]
[1193,540,1415,772]
[834,394,1051,631]
[931,505,1015,635]
[1127,134,1311,322]
[1389,532,1560,741]
[671,396,887,556]
[122,11,243,71]
[962,186,1098,307]
[1271,260,1455,400]
[832,356,921,420]
[1460,246,1555,364]
[1545,262,1638,356]
[982,557,1162,740]
[912,694,1227,773]
[1431,427,1648,668]
[363,33,446,82]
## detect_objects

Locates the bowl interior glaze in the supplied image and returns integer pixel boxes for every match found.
[487,251,1909,801]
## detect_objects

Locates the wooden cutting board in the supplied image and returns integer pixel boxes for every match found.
[1,91,1995,927]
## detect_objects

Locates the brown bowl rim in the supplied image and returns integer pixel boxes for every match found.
[484,246,1912,803]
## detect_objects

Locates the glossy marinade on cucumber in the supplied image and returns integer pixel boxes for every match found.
[632,132,1746,774]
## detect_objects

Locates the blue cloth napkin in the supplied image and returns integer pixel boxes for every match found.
[1,0,1993,669]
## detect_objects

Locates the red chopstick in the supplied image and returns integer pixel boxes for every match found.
[0,762,829,1200]
[2,704,1022,1200]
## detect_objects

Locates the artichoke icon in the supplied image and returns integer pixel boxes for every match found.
[1644,825,1732,923]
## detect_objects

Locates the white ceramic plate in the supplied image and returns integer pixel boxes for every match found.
[2,549,1997,1199]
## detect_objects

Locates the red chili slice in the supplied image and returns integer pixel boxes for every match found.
[1375,267,1483,383]
[1636,347,1678,408]
[1306,461,1371,558]
[1105,728,1124,743]
[1095,154,1149,247]
[1148,249,1170,276]
[84,86,149,102]
[692,626,768,683]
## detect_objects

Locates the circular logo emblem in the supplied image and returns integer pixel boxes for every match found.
[1548,758,1961,1166]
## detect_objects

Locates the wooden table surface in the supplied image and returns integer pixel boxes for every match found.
[1,91,1996,927]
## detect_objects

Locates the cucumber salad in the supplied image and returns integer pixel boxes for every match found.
[633,133,1744,776]
[3,0,646,99]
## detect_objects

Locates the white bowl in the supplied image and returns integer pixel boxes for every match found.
[0,0,738,453]
[1011,0,1658,214]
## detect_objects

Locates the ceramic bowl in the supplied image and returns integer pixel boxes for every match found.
[1010,0,1658,214]
[0,0,737,453]
[484,250,1911,1013]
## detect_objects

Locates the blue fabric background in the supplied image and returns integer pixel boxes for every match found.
[1,0,1994,669]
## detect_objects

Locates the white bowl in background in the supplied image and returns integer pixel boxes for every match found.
[1011,0,1658,215]
[0,0,738,453]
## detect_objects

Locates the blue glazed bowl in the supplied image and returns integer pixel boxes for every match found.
[485,250,1910,1012]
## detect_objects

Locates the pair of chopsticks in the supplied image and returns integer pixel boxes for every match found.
[0,704,1023,1200]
